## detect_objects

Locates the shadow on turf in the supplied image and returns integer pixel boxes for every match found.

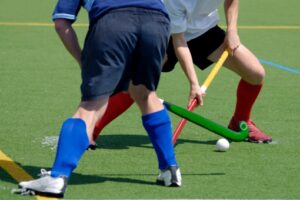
[1,135,219,186]
[0,163,155,186]
[1,162,225,186]
[94,134,216,149]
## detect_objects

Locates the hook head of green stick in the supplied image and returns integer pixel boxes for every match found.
[236,121,249,141]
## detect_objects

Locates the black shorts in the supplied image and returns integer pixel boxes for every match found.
[80,8,170,101]
[162,25,226,72]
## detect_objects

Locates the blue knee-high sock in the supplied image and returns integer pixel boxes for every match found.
[51,118,89,177]
[142,108,178,170]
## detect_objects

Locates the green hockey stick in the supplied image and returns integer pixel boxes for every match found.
[163,101,248,141]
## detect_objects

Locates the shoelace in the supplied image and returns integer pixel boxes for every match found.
[38,169,51,177]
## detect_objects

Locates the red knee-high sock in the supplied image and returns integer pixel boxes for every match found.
[93,92,134,141]
[233,79,263,122]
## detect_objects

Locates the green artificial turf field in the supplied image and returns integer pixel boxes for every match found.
[1,0,300,199]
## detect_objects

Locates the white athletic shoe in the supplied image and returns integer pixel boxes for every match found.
[156,166,182,187]
[18,169,67,198]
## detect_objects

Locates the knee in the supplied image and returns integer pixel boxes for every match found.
[129,84,158,104]
[129,88,151,104]
[231,46,266,85]
[241,62,266,85]
[252,66,266,85]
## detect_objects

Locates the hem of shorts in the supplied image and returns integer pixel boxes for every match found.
[81,91,113,102]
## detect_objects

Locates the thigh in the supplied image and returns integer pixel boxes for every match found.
[208,43,265,84]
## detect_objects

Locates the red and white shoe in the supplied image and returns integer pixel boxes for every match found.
[228,118,272,143]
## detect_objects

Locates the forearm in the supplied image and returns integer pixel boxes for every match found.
[224,0,240,55]
[224,0,239,33]
[171,33,204,106]
[172,34,199,87]
[54,19,82,66]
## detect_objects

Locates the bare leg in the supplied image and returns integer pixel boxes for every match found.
[73,96,109,143]
[208,43,265,85]
[207,44,272,143]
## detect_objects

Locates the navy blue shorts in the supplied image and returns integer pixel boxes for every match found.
[162,26,226,72]
[81,8,170,101]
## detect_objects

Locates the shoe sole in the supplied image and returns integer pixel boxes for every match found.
[30,189,64,198]
[156,180,181,187]
[18,186,64,198]
[87,144,97,150]
[246,138,273,144]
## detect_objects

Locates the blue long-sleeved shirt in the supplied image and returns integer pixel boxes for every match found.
[52,0,168,24]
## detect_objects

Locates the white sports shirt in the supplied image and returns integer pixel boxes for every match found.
[163,0,223,41]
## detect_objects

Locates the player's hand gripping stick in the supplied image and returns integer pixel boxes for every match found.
[172,50,229,144]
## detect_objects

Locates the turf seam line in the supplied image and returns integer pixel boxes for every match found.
[1,22,300,29]
[259,59,300,75]
[0,22,87,27]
